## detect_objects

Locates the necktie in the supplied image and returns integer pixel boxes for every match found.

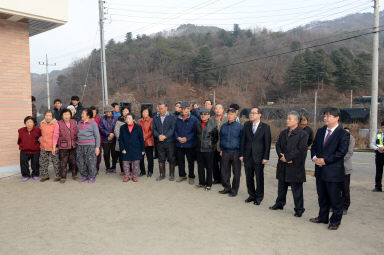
[323,129,332,147]
[252,125,257,134]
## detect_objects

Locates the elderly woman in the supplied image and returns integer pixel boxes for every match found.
[17,116,41,182]
[90,106,102,173]
[39,110,60,182]
[77,109,101,183]
[53,108,78,183]
[137,107,155,177]
[114,106,130,176]
[67,105,76,120]
[119,113,145,182]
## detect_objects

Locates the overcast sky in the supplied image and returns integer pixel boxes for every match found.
[29,0,376,74]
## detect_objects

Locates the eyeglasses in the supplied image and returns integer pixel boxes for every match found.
[200,113,210,115]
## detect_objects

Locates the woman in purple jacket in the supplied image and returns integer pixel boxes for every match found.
[99,106,118,173]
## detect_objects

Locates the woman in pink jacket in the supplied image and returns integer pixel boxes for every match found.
[39,110,60,182]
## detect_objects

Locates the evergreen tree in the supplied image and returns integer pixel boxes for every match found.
[192,47,216,87]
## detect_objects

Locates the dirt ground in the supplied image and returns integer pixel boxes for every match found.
[0,162,383,255]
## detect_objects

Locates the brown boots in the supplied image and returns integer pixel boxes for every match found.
[156,162,166,181]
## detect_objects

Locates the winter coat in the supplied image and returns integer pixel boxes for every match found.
[344,135,355,175]
[114,118,125,151]
[174,113,199,148]
[220,121,243,152]
[195,119,218,152]
[17,127,41,154]
[56,119,78,150]
[153,112,176,143]
[214,114,228,152]
[40,119,57,151]
[137,117,155,147]
[276,127,308,183]
[99,115,118,143]
[119,123,145,161]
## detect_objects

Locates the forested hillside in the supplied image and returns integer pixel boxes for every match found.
[32,11,384,112]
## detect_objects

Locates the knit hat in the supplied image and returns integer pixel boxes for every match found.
[67,105,76,114]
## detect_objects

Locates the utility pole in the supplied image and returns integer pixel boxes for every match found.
[350,90,353,108]
[98,0,108,109]
[213,89,216,106]
[38,54,56,110]
[314,91,318,130]
[370,0,380,146]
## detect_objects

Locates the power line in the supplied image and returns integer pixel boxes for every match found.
[128,29,383,86]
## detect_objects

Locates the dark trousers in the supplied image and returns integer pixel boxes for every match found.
[342,174,351,210]
[375,152,384,189]
[20,151,40,178]
[140,146,154,174]
[213,150,222,182]
[59,148,77,179]
[275,180,304,213]
[115,151,123,172]
[154,138,159,158]
[245,158,265,202]
[197,151,214,186]
[316,178,343,226]
[96,147,102,171]
[102,142,118,169]
[158,142,176,163]
[176,147,196,178]
[221,151,241,194]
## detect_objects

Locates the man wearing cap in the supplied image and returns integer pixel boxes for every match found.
[219,107,243,197]
[195,108,218,190]
[175,102,199,184]
[99,106,119,173]
[69,96,84,122]
[370,120,384,192]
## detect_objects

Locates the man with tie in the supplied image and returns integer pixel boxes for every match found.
[310,107,350,230]
[269,111,308,217]
[240,107,271,205]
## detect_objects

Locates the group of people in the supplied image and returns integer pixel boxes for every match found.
[18,96,383,231]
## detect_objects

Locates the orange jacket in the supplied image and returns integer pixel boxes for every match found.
[40,119,58,151]
[137,117,154,147]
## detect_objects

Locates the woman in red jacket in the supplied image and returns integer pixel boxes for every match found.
[17,116,41,182]
[137,107,155,177]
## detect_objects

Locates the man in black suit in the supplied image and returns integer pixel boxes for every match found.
[240,107,271,205]
[310,107,350,230]
[269,111,308,217]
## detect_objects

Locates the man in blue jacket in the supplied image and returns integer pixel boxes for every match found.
[219,107,244,197]
[99,106,118,173]
[175,102,199,184]
[153,102,177,181]
[310,107,350,230]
